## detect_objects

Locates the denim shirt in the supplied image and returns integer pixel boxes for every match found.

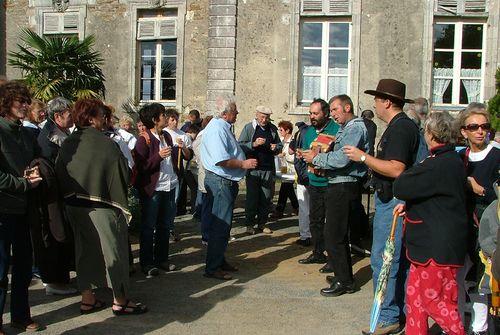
[312,117,369,184]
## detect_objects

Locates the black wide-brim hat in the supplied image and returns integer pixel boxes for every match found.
[364,79,414,103]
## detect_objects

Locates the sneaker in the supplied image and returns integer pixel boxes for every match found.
[45,284,78,296]
[158,262,176,272]
[361,322,402,335]
[202,240,208,246]
[142,266,159,278]
[262,227,273,234]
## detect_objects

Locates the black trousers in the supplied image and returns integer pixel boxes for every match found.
[178,170,198,214]
[275,182,299,213]
[325,182,361,285]
[308,185,328,257]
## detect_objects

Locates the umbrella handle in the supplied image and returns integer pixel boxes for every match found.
[389,212,399,241]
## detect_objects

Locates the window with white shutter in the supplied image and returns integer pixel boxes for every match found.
[42,12,80,36]
[137,10,178,102]
[301,0,351,15]
[435,0,488,15]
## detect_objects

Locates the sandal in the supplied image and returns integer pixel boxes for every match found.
[204,269,233,280]
[10,319,44,332]
[80,299,106,315]
[112,300,148,316]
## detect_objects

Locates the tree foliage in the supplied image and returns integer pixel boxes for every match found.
[8,29,105,102]
[488,68,500,130]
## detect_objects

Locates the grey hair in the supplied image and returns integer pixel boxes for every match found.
[119,114,135,127]
[413,97,429,115]
[47,97,71,118]
[424,111,454,144]
[213,94,237,117]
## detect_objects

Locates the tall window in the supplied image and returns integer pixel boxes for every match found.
[299,21,351,104]
[432,22,486,105]
[137,10,177,102]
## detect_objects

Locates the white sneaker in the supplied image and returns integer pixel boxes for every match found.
[45,284,78,296]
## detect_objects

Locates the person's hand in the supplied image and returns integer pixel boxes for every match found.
[302,150,317,164]
[253,137,266,147]
[468,177,485,196]
[176,138,184,148]
[159,147,172,159]
[27,176,43,188]
[270,143,277,151]
[295,149,303,159]
[393,203,406,217]
[343,145,365,162]
[241,159,258,169]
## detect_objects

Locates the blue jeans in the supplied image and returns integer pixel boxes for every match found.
[140,189,176,268]
[193,190,203,219]
[370,193,407,326]
[0,214,32,325]
[204,172,239,274]
[200,192,210,242]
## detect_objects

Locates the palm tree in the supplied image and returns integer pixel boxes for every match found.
[8,29,105,102]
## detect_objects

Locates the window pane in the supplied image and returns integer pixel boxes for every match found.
[461,79,481,104]
[141,79,155,101]
[161,40,177,56]
[301,23,322,48]
[462,24,483,50]
[301,49,321,74]
[328,50,348,75]
[433,24,454,49]
[141,42,156,57]
[329,23,349,48]
[433,51,454,69]
[301,76,320,101]
[161,57,176,78]
[461,52,482,74]
[141,57,156,78]
[327,76,348,97]
[161,79,176,100]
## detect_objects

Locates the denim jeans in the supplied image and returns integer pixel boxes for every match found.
[200,192,210,242]
[0,213,32,325]
[371,193,407,326]
[204,171,239,274]
[140,189,176,268]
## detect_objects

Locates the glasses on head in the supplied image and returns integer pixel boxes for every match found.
[462,123,491,132]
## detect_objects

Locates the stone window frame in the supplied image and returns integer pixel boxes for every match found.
[288,0,361,115]
[127,1,186,108]
[422,0,499,111]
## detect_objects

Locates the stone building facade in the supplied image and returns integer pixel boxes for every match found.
[3,0,500,131]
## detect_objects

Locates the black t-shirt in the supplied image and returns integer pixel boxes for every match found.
[363,119,377,156]
[373,112,419,202]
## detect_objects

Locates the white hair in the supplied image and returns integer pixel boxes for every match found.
[213,94,237,117]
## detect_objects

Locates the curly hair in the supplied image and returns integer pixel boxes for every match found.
[73,98,104,128]
[0,81,32,117]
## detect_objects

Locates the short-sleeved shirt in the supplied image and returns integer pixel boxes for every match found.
[373,112,419,185]
[302,119,340,187]
[201,118,246,181]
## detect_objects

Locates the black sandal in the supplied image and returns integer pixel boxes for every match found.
[80,299,106,315]
[112,300,148,316]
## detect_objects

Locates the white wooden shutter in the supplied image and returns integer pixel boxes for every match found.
[63,13,79,33]
[328,0,350,14]
[43,13,62,34]
[436,0,458,14]
[137,17,177,40]
[158,18,177,39]
[137,20,156,40]
[302,0,323,12]
[464,0,487,13]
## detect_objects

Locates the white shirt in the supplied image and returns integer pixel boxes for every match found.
[117,128,138,151]
[164,127,192,149]
[152,132,178,192]
[108,130,135,169]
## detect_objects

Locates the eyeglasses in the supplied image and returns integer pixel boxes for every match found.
[462,123,491,132]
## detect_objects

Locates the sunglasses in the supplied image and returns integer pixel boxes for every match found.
[462,123,491,131]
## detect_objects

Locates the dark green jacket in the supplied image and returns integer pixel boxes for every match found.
[55,126,131,220]
[0,117,39,214]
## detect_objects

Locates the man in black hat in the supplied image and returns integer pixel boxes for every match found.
[344,79,420,335]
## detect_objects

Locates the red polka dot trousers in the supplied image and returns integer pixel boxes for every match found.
[405,262,465,335]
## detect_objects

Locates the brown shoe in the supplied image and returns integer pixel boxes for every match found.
[11,319,44,332]
[204,269,232,280]
[361,322,402,335]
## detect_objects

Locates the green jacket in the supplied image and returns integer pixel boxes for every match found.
[55,126,131,220]
[0,117,39,214]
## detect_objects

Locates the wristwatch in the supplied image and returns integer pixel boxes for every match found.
[360,154,366,163]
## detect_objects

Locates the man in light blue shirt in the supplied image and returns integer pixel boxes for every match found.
[303,94,369,297]
[201,96,257,280]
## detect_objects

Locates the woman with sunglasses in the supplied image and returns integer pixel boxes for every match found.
[457,103,499,335]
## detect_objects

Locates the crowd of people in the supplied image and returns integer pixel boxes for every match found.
[0,76,499,335]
